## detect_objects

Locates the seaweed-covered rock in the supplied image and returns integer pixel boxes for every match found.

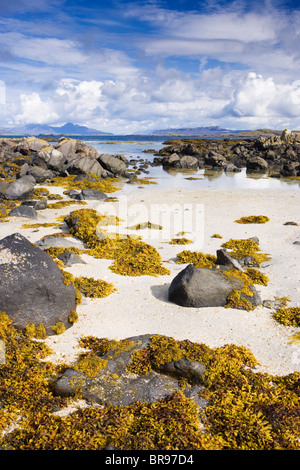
[54,334,207,408]
[168,263,260,308]
[0,233,76,334]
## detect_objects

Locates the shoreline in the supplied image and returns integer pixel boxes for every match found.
[2,185,299,376]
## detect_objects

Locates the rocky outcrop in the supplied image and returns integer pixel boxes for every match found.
[54,334,208,409]
[0,137,124,189]
[0,233,76,334]
[156,130,300,177]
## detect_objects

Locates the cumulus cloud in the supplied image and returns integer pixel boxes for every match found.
[15,92,59,124]
[12,70,300,132]
[223,73,300,117]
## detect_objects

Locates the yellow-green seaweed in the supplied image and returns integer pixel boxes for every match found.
[235,215,270,224]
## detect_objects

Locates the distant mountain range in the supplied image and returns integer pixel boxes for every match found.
[0,123,283,138]
[151,126,247,136]
[0,122,113,136]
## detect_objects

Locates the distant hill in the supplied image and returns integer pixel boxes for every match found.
[151,126,247,136]
[0,122,113,136]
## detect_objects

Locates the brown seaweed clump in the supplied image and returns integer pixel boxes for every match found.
[64,208,170,277]
[235,215,270,224]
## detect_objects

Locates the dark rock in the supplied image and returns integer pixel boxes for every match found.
[205,152,227,167]
[157,357,205,383]
[73,174,98,183]
[3,176,35,200]
[246,156,268,172]
[216,249,244,271]
[21,199,47,210]
[57,252,86,266]
[162,153,180,166]
[71,189,107,201]
[0,233,76,334]
[9,205,37,219]
[168,264,260,308]
[225,163,241,172]
[175,155,199,169]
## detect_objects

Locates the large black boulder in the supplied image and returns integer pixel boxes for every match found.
[168,264,260,308]
[0,233,76,334]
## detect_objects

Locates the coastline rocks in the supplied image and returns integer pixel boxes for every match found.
[70,188,107,201]
[16,137,49,155]
[162,153,199,169]
[54,334,208,409]
[9,205,37,219]
[37,147,66,171]
[98,153,128,176]
[0,233,76,334]
[157,133,300,177]
[246,156,268,172]
[2,175,35,200]
[66,156,106,178]
[168,263,260,308]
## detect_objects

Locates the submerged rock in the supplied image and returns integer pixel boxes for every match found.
[0,233,76,334]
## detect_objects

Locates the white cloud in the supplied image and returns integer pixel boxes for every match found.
[220,72,300,128]
[15,92,58,124]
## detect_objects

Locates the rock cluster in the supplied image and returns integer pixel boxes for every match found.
[0,136,130,190]
[154,130,300,177]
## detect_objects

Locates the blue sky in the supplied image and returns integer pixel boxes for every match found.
[0,0,300,133]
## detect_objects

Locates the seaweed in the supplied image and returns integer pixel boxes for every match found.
[176,250,217,268]
[272,307,300,326]
[47,174,121,193]
[170,237,193,245]
[221,238,270,267]
[65,209,170,277]
[1,322,300,450]
[235,215,270,224]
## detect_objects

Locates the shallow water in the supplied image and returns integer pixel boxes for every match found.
[88,138,300,192]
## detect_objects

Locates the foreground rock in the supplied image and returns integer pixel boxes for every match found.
[55,334,208,409]
[0,233,76,334]
[168,264,261,308]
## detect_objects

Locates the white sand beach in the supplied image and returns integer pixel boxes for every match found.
[1,185,300,377]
